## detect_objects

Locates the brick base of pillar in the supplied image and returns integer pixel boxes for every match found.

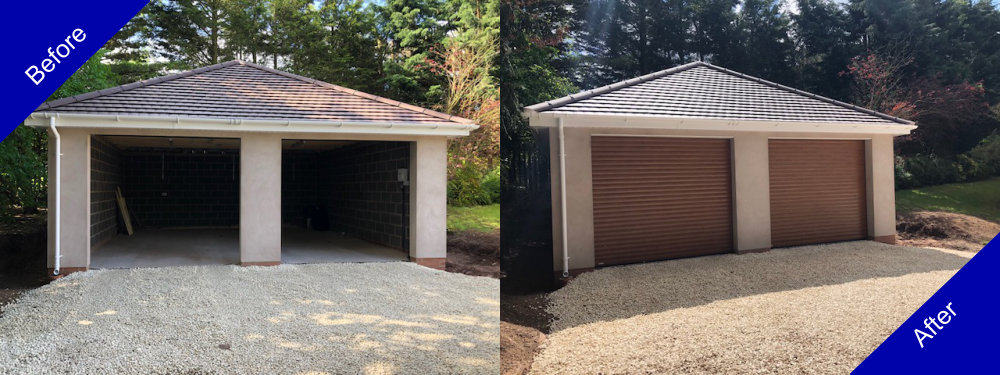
[736,247,771,255]
[413,257,446,270]
[871,235,897,244]
[240,261,281,267]
[47,267,88,280]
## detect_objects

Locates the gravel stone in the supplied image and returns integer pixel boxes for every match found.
[0,262,499,374]
[532,241,973,374]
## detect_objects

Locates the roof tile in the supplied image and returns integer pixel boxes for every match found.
[36,60,472,125]
[526,62,912,125]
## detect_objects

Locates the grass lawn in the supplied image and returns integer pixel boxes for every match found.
[896,177,1000,223]
[447,204,500,232]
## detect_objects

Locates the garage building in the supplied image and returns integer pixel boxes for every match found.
[26,60,475,274]
[525,61,915,275]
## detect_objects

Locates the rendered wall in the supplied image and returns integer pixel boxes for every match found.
[548,125,899,272]
[409,137,448,266]
[240,134,282,265]
[48,128,90,270]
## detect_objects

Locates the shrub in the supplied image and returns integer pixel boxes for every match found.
[448,162,501,207]
[897,154,960,188]
[961,134,1000,180]
[481,165,500,204]
[895,156,917,189]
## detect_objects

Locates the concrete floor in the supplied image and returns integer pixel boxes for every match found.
[90,227,407,269]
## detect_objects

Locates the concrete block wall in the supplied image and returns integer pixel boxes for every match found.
[121,149,240,228]
[281,151,322,227]
[324,142,410,250]
[90,136,122,247]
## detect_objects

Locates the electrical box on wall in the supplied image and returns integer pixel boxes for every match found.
[397,168,410,186]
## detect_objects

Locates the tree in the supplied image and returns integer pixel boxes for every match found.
[1,52,119,218]
[224,0,270,64]
[842,51,912,114]
[298,0,385,93]
[689,0,740,65]
[378,0,450,105]
[792,0,856,100]
[147,0,230,66]
[733,0,794,83]
[573,0,682,86]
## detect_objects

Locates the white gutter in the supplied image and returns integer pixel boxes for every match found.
[49,117,61,276]
[25,112,477,137]
[557,117,569,278]
[525,111,916,136]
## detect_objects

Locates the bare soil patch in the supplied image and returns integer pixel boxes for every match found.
[447,230,500,278]
[0,213,49,317]
[897,211,1000,251]
[500,292,552,375]
[501,321,546,375]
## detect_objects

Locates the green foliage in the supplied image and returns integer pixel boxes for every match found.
[447,162,499,206]
[1,52,119,219]
[148,0,230,66]
[961,134,1000,180]
[50,51,118,100]
[378,0,450,106]
[481,166,500,204]
[896,177,1000,223]
[895,154,960,189]
[447,203,500,232]
[0,126,47,217]
[896,134,1000,189]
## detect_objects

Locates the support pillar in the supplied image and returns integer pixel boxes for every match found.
[869,135,897,244]
[240,134,282,266]
[733,133,772,253]
[409,137,448,270]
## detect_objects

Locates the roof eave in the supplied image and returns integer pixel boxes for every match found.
[25,112,477,137]
[526,111,917,136]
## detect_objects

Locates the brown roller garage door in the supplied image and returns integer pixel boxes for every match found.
[591,136,733,266]
[769,139,868,247]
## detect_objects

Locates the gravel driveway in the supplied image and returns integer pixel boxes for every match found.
[531,241,972,374]
[0,263,499,374]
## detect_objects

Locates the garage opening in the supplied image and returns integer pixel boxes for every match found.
[280,139,410,264]
[89,135,241,268]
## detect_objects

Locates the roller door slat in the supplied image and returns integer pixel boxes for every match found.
[769,139,867,247]
[592,136,734,266]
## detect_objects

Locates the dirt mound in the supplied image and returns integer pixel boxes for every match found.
[501,321,545,375]
[897,211,1000,251]
[446,230,500,278]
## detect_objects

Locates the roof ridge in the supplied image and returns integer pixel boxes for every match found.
[38,60,241,110]
[695,62,913,125]
[525,61,913,125]
[238,61,474,125]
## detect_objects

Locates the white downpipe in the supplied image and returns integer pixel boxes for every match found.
[49,116,61,275]
[558,117,569,278]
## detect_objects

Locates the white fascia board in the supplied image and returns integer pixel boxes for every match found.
[525,111,916,135]
[25,112,477,137]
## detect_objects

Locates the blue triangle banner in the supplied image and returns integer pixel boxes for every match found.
[853,235,1000,373]
[0,1,148,141]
